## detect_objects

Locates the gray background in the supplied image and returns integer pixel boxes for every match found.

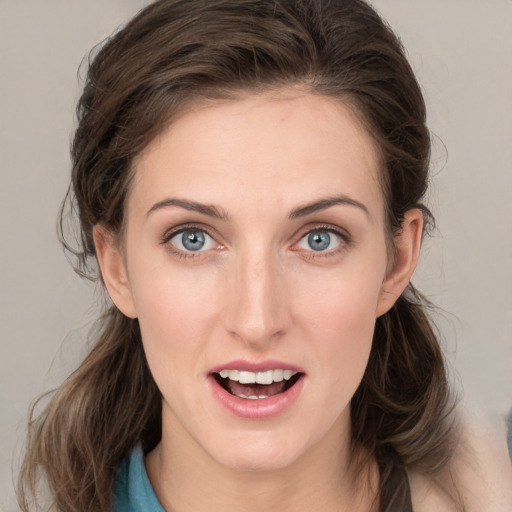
[1,1,511,509]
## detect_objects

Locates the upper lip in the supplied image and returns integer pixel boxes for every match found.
[209,359,305,374]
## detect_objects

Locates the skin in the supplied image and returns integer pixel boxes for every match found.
[446,411,512,512]
[94,90,423,511]
[409,412,512,512]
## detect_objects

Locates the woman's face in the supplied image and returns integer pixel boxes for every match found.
[99,90,409,472]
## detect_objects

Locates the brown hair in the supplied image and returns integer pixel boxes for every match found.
[18,0,459,510]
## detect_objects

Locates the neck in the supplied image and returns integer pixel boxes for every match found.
[145,413,379,512]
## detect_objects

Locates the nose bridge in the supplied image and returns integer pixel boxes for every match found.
[226,243,288,347]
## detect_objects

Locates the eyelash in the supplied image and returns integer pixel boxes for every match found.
[160,223,221,260]
[293,224,351,260]
[160,223,351,260]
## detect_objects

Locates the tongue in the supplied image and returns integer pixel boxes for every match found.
[226,379,288,397]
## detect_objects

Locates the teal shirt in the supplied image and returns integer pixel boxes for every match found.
[112,446,164,511]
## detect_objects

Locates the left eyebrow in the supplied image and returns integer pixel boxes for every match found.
[289,195,370,219]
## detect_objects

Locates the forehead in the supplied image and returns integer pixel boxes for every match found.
[128,90,384,220]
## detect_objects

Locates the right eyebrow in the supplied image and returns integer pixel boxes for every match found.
[145,198,230,220]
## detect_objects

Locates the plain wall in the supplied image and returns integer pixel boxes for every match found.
[1,1,511,509]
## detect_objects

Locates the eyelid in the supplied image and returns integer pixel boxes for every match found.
[161,223,224,255]
[160,222,350,259]
[161,223,212,243]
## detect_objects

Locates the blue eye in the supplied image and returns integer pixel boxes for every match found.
[298,229,343,252]
[169,229,216,252]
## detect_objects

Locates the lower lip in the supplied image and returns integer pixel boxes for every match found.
[208,374,305,419]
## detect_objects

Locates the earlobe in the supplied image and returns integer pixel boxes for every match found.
[93,225,137,319]
[376,209,424,317]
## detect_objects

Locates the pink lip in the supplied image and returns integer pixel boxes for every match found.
[207,360,306,420]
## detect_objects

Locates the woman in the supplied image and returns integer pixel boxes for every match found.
[17,0,498,510]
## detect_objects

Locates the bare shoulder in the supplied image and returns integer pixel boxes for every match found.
[410,411,512,512]
[409,471,459,512]
[452,411,512,511]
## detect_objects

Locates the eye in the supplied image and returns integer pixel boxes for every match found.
[168,228,218,252]
[297,229,344,252]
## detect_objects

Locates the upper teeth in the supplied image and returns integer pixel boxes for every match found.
[218,369,297,385]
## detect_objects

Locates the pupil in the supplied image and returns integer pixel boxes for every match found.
[308,231,330,251]
[182,230,205,251]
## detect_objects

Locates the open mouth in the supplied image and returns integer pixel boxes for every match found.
[213,369,303,400]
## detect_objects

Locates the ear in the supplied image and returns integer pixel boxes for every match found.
[376,209,424,317]
[93,225,137,319]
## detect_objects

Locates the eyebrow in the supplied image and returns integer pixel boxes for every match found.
[146,198,230,220]
[289,195,370,219]
[146,195,369,221]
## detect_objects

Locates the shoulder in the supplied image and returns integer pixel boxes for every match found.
[409,471,459,512]
[451,410,512,512]
[410,410,512,512]
[112,445,165,512]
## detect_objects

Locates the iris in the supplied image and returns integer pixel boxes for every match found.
[182,230,206,251]
[307,231,331,251]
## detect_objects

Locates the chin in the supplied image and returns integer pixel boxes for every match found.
[205,429,312,473]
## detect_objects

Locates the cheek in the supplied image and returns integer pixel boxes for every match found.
[127,255,222,376]
[294,260,384,332]
[292,265,384,385]
[312,296,376,377]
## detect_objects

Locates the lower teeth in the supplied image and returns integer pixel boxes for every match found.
[236,394,269,400]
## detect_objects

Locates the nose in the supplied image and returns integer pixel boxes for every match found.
[224,248,290,349]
